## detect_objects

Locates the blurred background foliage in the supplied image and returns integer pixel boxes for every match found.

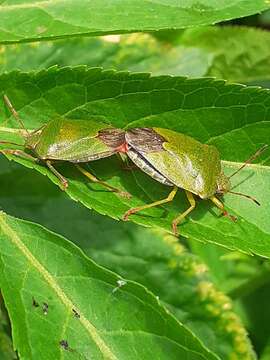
[1,6,270,360]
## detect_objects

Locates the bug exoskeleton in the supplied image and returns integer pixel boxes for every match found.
[122,127,264,236]
[0,95,130,198]
[2,96,264,235]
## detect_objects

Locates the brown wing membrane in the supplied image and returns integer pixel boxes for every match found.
[125,128,173,186]
[98,128,126,149]
[125,128,165,153]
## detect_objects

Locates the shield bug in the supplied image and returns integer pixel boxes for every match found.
[122,127,266,236]
[0,95,130,197]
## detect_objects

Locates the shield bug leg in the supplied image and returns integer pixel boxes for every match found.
[123,185,178,221]
[210,196,237,222]
[46,160,68,190]
[172,190,196,236]
[121,162,138,171]
[0,149,38,162]
[0,140,25,147]
[116,153,137,171]
[75,164,131,199]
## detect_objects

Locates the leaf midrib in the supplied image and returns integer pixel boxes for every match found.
[0,211,118,360]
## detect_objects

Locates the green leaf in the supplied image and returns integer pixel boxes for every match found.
[189,240,268,296]
[261,339,270,360]
[0,35,212,78]
[0,159,255,360]
[2,26,270,85]
[180,26,270,84]
[0,68,270,258]
[0,1,270,44]
[0,211,219,360]
[88,229,256,360]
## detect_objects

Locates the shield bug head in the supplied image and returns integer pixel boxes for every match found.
[0,95,130,197]
[216,171,231,194]
[123,127,266,235]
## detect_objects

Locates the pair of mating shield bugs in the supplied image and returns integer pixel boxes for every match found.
[0,95,266,235]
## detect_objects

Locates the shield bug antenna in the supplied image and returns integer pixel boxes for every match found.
[3,95,30,135]
[228,190,261,206]
[0,140,25,147]
[0,95,29,148]
[226,145,268,206]
[228,145,268,180]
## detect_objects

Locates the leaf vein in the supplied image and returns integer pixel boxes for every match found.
[0,212,118,360]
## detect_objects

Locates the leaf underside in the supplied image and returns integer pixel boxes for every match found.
[0,1,269,44]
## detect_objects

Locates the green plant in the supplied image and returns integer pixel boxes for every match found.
[0,1,270,359]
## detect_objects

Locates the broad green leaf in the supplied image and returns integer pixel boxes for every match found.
[0,211,219,360]
[180,26,270,85]
[0,158,256,360]
[0,1,270,44]
[0,68,270,258]
[0,35,212,78]
[88,229,256,360]
[1,26,270,85]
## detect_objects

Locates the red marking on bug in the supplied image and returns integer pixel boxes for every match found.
[116,142,128,153]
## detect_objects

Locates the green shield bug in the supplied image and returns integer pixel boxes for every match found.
[122,127,266,236]
[1,96,266,236]
[0,95,130,197]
